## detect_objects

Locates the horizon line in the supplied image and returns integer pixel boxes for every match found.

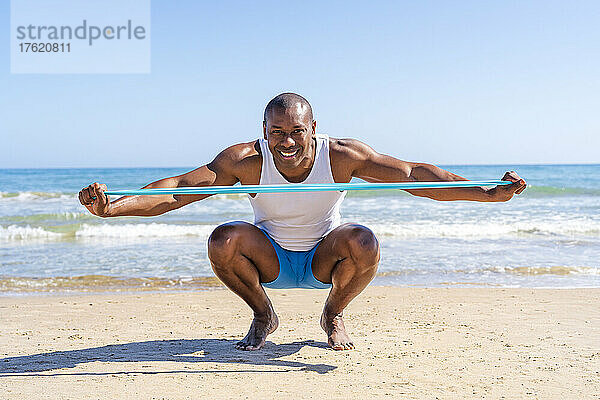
[1,162,599,170]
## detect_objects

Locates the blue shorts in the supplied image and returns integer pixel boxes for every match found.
[259,229,332,289]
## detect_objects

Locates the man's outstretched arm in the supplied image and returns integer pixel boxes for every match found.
[339,139,526,202]
[78,145,241,217]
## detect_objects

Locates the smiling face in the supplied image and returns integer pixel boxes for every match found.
[263,102,317,176]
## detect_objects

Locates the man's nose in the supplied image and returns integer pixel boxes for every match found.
[280,135,295,147]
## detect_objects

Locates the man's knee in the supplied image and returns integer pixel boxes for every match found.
[208,221,245,264]
[344,224,380,268]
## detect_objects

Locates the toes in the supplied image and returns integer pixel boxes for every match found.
[330,341,355,351]
[235,342,249,350]
[245,342,264,351]
[235,341,264,351]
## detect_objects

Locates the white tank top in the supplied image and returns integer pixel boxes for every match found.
[248,134,346,251]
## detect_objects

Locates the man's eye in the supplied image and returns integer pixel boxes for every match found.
[293,129,302,133]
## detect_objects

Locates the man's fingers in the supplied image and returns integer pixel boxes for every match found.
[505,177,526,196]
[78,183,108,206]
[92,183,107,205]
[498,171,527,197]
[508,180,525,193]
[80,186,93,204]
[88,185,97,200]
[515,180,527,195]
[78,191,86,205]
[502,171,520,183]
[79,190,91,206]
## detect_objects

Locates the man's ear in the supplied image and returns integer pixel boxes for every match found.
[263,121,267,140]
[312,120,317,137]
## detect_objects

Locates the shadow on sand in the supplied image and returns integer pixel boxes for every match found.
[0,339,336,376]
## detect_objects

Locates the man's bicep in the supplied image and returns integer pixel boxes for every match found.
[176,150,239,188]
[348,140,413,182]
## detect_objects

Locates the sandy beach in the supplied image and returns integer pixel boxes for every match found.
[1,287,598,399]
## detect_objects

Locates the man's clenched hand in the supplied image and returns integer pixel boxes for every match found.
[78,182,111,217]
[490,171,527,202]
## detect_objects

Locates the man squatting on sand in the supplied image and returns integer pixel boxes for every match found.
[79,93,527,351]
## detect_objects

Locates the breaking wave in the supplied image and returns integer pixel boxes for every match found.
[0,225,62,240]
[75,223,216,238]
[0,191,74,201]
[369,220,600,239]
[2,218,598,242]
[0,223,217,241]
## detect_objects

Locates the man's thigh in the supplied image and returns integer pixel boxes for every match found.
[209,221,280,283]
[311,223,377,284]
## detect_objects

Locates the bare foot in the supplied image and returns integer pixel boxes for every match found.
[320,311,354,350]
[235,309,279,351]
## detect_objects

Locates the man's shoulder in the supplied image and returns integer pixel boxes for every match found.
[221,140,260,160]
[210,140,261,172]
[328,137,372,162]
[327,137,376,181]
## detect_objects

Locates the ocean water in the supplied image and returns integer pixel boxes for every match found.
[1,164,599,293]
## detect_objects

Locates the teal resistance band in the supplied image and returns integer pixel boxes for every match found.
[104,180,513,196]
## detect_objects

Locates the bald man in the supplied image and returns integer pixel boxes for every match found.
[79,93,526,351]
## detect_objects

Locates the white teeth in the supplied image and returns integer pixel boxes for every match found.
[280,150,298,157]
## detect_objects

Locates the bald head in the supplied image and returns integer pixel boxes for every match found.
[264,93,313,123]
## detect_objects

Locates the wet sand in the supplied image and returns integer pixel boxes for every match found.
[1,287,598,399]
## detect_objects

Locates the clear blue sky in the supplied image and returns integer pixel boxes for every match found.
[1,0,599,168]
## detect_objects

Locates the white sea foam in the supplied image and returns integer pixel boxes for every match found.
[75,223,217,238]
[2,218,599,242]
[0,191,74,201]
[0,225,62,240]
[486,265,600,276]
[369,220,600,238]
[377,264,600,277]
[1,223,217,241]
